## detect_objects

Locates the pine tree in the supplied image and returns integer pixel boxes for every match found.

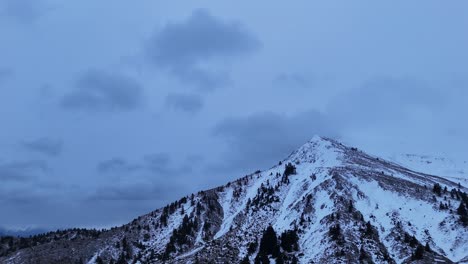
[258,225,279,257]
[457,201,467,216]
[329,224,342,242]
[433,183,442,196]
[457,201,468,226]
[412,245,425,260]
[425,242,431,252]
[95,256,104,264]
[240,255,250,264]
[359,245,370,262]
[116,252,126,264]
[280,230,299,252]
[348,200,354,212]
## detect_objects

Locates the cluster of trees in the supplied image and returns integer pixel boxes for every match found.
[432,183,444,196]
[240,226,299,264]
[281,163,297,184]
[159,197,189,227]
[0,228,102,258]
[162,215,199,260]
[329,224,343,244]
[249,183,280,209]
[411,243,431,261]
[432,183,468,226]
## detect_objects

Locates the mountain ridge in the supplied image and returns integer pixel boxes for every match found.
[1,136,467,264]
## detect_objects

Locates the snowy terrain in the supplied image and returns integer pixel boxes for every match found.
[1,136,467,264]
[389,154,468,185]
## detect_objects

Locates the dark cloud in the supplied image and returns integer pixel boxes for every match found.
[146,8,260,90]
[97,154,173,175]
[165,93,203,113]
[143,153,172,173]
[212,76,468,176]
[97,158,139,174]
[22,137,63,157]
[0,0,49,24]
[93,153,197,201]
[212,111,339,172]
[61,70,144,112]
[0,160,48,182]
[326,77,446,128]
[90,182,174,201]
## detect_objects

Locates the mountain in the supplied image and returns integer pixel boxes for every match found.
[0,227,49,238]
[1,136,467,264]
[389,154,468,186]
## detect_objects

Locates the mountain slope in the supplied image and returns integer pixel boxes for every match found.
[389,154,468,186]
[1,136,467,264]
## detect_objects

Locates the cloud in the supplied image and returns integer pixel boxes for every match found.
[0,160,48,182]
[211,76,468,175]
[0,0,50,24]
[96,158,139,174]
[61,70,144,112]
[93,153,198,201]
[146,8,260,90]
[97,153,190,177]
[97,154,171,175]
[90,182,174,201]
[21,137,63,157]
[212,111,339,172]
[165,93,203,113]
[326,77,447,128]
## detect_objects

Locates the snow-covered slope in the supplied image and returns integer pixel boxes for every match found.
[389,154,468,185]
[1,136,467,264]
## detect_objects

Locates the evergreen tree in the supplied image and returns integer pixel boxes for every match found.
[359,245,371,262]
[348,200,354,212]
[280,230,299,252]
[240,255,250,264]
[457,201,468,226]
[329,224,341,242]
[364,221,374,237]
[409,235,419,248]
[258,226,279,257]
[95,256,104,264]
[433,183,442,196]
[425,242,431,252]
[412,245,425,260]
[255,225,280,263]
[116,252,126,264]
[254,253,270,264]
[248,239,258,255]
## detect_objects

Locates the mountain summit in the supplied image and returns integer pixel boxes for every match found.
[1,137,467,264]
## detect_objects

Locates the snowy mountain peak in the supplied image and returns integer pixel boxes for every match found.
[1,137,468,264]
[286,136,345,166]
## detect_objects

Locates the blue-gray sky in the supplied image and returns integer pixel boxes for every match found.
[1,0,467,230]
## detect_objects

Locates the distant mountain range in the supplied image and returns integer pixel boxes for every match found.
[0,227,48,238]
[1,136,467,263]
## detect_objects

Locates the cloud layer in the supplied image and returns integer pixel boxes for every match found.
[22,137,63,157]
[61,70,144,112]
[213,110,339,172]
[165,93,203,113]
[146,9,260,90]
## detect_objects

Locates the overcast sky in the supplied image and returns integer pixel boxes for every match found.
[1,0,467,230]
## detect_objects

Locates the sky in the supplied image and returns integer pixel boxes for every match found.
[1,0,467,230]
